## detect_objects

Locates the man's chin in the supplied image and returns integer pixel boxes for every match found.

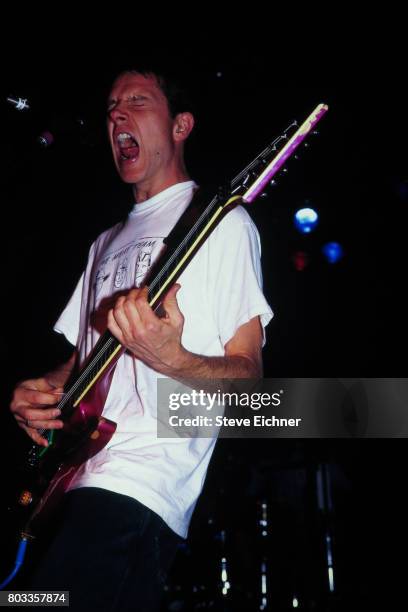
[117,163,144,184]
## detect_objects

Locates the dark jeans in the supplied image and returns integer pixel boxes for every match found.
[27,487,182,611]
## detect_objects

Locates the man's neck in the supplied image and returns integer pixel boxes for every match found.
[132,171,191,204]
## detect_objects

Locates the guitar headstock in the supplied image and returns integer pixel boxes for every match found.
[221,103,328,209]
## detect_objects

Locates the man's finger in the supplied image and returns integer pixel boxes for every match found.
[162,284,183,320]
[21,424,50,447]
[20,379,63,393]
[20,407,62,422]
[18,416,64,430]
[21,390,63,407]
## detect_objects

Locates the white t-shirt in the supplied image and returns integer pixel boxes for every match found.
[54,180,273,537]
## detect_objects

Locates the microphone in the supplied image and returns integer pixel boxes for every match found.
[37,118,88,148]
[6,96,30,111]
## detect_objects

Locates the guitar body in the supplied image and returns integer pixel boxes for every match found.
[16,360,118,536]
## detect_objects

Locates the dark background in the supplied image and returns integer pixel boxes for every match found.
[0,19,406,610]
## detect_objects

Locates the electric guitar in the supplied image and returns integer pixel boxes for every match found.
[13,103,328,539]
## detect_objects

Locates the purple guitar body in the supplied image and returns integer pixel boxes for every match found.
[17,355,122,536]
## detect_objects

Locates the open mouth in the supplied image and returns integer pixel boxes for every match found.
[116,132,139,161]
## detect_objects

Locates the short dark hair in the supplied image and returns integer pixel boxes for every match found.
[112,63,194,119]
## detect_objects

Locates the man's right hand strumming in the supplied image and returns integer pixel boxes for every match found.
[10,377,65,447]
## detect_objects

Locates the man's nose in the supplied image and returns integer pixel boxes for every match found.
[109,105,128,122]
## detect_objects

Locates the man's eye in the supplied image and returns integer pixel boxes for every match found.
[129,96,145,105]
[106,96,146,113]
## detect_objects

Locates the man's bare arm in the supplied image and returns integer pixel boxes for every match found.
[166,316,263,379]
[108,285,263,380]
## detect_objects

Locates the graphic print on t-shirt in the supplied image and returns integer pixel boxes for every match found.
[114,257,128,288]
[93,238,162,312]
[94,266,110,298]
[135,240,156,287]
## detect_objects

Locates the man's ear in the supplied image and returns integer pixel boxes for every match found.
[173,112,195,142]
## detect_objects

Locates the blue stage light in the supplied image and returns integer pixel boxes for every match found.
[322,242,344,264]
[294,207,319,233]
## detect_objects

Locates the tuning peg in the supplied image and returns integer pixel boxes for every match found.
[294,154,300,160]
[270,179,277,187]
[304,142,309,148]
[282,167,288,173]
[260,192,268,198]
[312,130,319,135]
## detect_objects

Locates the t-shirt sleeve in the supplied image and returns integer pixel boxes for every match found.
[53,240,98,348]
[208,206,273,348]
[53,273,84,347]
